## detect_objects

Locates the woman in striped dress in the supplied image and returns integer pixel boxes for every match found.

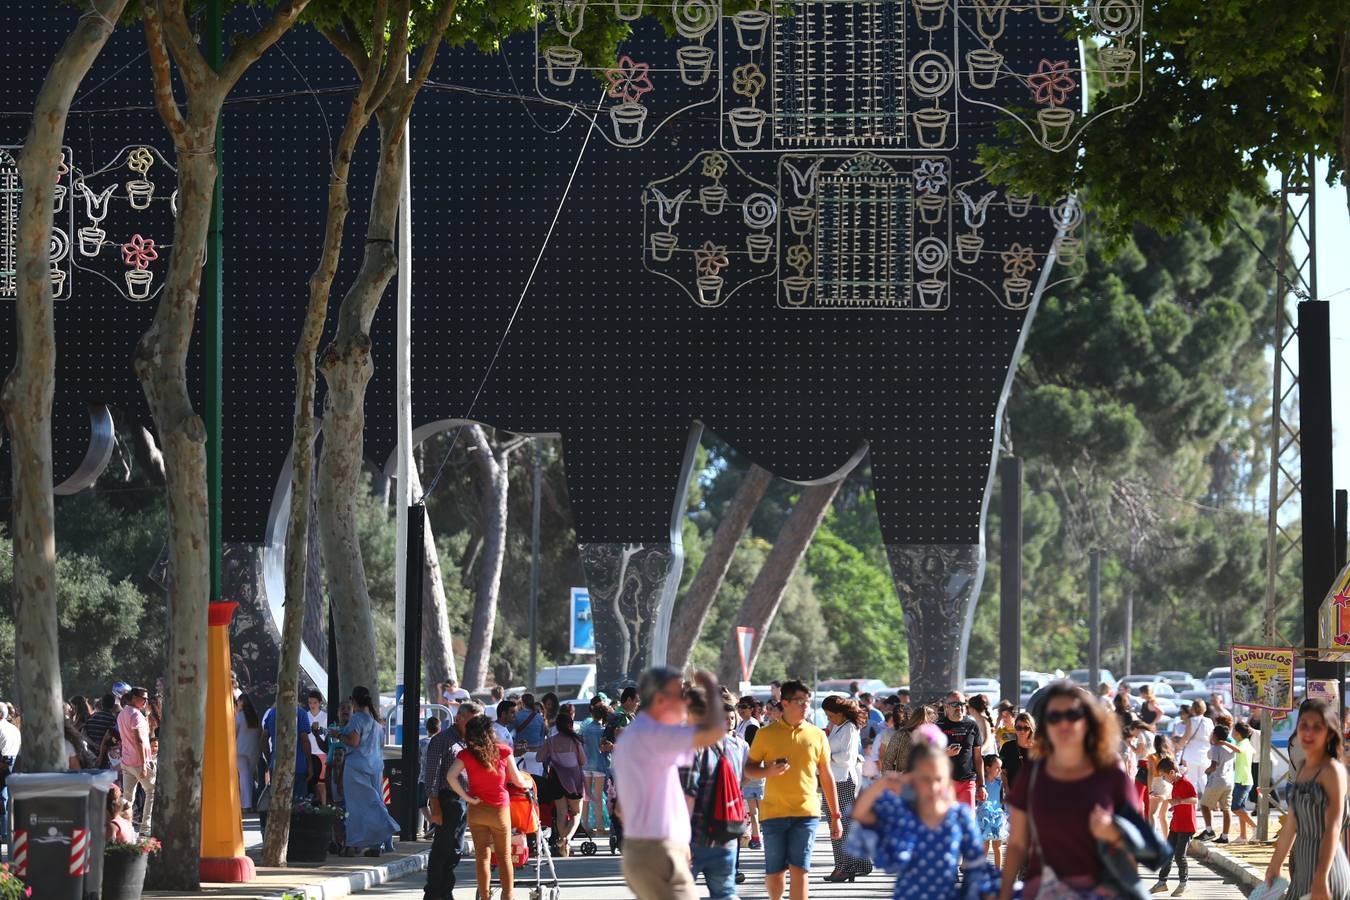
[823,696,872,881]
[1263,698,1350,900]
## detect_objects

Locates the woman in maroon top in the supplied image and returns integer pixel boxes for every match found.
[999,682,1140,899]
[446,715,532,900]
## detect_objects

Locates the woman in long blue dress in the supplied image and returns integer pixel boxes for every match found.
[329,686,399,857]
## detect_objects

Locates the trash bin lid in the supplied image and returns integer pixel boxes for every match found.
[6,770,118,798]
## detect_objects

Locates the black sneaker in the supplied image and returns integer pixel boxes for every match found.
[1214,835,1229,844]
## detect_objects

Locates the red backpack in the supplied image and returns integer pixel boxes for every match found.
[705,745,748,844]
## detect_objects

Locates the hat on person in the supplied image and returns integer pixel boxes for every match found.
[112,681,131,697]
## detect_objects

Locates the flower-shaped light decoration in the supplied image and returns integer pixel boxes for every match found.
[701,152,729,181]
[604,56,655,105]
[694,240,729,277]
[732,63,767,103]
[786,244,812,276]
[127,146,155,175]
[913,159,948,195]
[1000,243,1037,280]
[55,155,69,184]
[121,234,158,270]
[1027,59,1077,108]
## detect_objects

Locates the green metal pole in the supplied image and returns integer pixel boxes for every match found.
[205,0,224,601]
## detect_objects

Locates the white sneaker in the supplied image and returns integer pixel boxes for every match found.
[1150,881,1169,894]
[1172,883,1188,897]
[1231,836,1249,845]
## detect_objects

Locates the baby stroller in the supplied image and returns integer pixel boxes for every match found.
[511,787,560,900]
[604,772,623,854]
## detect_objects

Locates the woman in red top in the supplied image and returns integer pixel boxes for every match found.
[999,682,1140,899]
[446,715,532,900]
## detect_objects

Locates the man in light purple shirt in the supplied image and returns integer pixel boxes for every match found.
[611,667,727,900]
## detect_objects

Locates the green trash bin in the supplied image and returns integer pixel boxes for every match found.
[8,770,117,900]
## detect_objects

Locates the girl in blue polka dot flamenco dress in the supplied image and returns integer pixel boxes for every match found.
[845,725,999,900]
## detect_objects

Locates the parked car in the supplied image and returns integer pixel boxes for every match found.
[1068,669,1118,691]
[963,677,1001,701]
[1204,666,1232,691]
[1180,688,1232,710]
[1155,670,1193,685]
[816,678,890,697]
[1019,672,1051,709]
[1120,674,1164,688]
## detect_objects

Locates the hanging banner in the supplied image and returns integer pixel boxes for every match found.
[570,587,594,655]
[1306,679,1340,706]
[736,625,755,684]
[1229,645,1296,712]
[1317,563,1350,662]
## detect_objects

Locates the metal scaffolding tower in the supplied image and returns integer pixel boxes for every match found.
[1256,154,1317,841]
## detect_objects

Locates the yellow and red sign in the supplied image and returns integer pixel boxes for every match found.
[1230,645,1296,711]
[1318,563,1350,662]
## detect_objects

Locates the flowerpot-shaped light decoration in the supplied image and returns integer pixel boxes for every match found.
[694,240,730,307]
[787,205,815,236]
[732,6,771,51]
[911,0,947,32]
[728,64,768,148]
[1099,46,1137,88]
[614,0,644,20]
[783,244,813,306]
[604,56,654,146]
[1027,59,1077,148]
[999,242,1036,309]
[125,146,156,211]
[916,279,946,308]
[77,181,115,258]
[913,159,948,225]
[955,232,984,265]
[742,191,778,264]
[121,233,158,301]
[677,45,714,86]
[698,153,729,214]
[49,265,66,297]
[966,49,1003,90]
[544,46,584,86]
[911,108,952,149]
[651,231,678,261]
[1004,193,1033,218]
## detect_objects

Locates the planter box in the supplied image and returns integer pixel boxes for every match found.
[102,852,149,900]
[288,811,336,865]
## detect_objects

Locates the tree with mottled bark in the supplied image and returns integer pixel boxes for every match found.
[459,425,529,691]
[0,0,130,775]
[264,0,417,866]
[716,478,847,687]
[667,464,772,672]
[411,464,456,696]
[138,0,311,888]
[314,0,537,699]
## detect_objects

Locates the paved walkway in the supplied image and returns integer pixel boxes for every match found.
[364,832,1252,899]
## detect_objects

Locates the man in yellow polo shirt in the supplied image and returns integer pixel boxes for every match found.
[745,679,842,900]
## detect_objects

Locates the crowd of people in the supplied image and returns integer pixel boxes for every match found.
[2,670,1347,900]
[574,674,1350,900]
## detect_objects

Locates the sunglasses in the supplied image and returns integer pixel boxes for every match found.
[1014,724,1031,732]
[947,701,967,709]
[1045,707,1087,726]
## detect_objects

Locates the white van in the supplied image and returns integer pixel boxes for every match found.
[532,664,597,701]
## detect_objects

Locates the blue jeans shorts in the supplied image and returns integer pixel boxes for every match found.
[1232,782,1251,810]
[761,816,819,874]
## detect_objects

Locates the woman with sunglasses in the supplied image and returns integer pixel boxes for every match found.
[1262,698,1350,900]
[999,682,1139,899]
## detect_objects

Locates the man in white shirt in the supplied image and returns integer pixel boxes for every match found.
[0,703,20,848]
[611,667,726,900]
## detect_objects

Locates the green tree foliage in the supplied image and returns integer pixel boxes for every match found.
[0,488,167,699]
[982,1,1350,242]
